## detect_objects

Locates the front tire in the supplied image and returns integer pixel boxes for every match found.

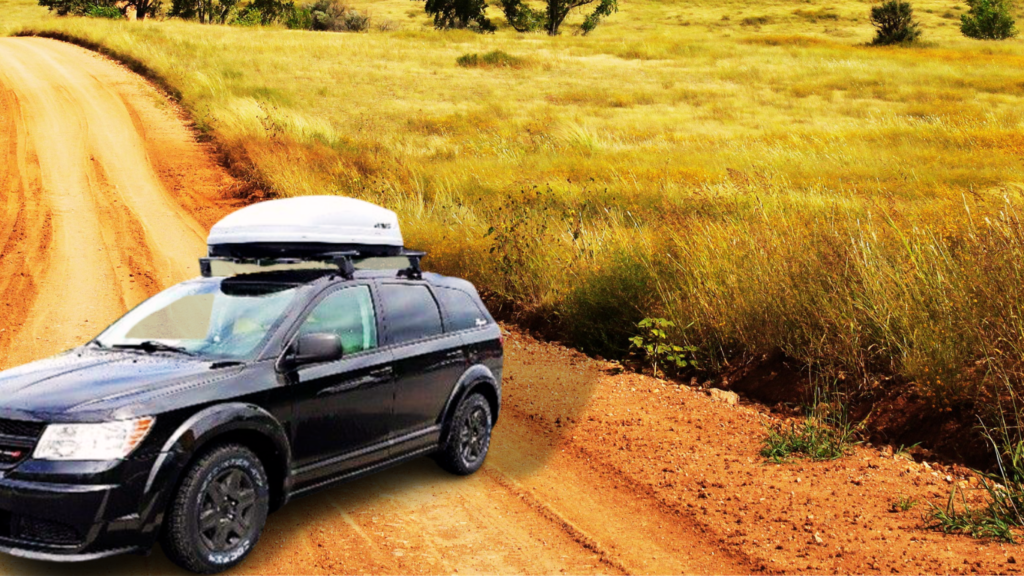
[436,393,492,475]
[162,444,270,574]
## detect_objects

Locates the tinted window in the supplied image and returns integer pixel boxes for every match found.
[437,287,486,332]
[299,286,377,354]
[379,284,443,345]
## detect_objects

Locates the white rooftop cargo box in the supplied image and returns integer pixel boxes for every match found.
[207,196,404,259]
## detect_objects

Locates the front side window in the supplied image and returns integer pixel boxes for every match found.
[298,285,377,354]
[95,278,302,360]
[378,284,443,345]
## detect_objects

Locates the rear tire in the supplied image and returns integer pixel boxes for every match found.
[436,393,492,475]
[162,444,269,574]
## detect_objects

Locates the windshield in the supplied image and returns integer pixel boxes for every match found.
[95,278,302,360]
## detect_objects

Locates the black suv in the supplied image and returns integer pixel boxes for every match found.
[0,258,502,573]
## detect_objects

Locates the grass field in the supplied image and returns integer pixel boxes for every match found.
[4,0,1024,409]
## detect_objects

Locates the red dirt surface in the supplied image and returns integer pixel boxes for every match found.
[0,35,1021,575]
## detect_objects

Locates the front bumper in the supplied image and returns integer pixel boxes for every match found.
[0,455,169,561]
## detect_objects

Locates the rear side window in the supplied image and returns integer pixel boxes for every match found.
[379,284,443,345]
[437,287,487,332]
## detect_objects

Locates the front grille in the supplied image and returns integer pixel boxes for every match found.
[0,419,44,439]
[0,418,44,469]
[11,515,81,546]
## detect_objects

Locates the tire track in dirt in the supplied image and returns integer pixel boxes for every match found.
[0,82,51,360]
[0,36,752,576]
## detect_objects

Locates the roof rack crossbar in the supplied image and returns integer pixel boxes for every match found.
[199,249,427,280]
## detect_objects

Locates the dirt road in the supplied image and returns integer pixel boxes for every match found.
[0,35,1021,576]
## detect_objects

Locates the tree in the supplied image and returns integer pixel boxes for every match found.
[500,0,617,35]
[869,0,922,45]
[961,0,1018,39]
[422,0,494,31]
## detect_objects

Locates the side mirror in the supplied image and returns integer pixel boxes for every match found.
[291,333,343,365]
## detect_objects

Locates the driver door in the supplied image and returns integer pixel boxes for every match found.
[285,284,395,485]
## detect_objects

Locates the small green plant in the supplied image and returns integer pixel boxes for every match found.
[761,383,862,462]
[893,494,918,511]
[456,50,526,69]
[895,442,921,460]
[628,318,697,378]
[869,0,922,44]
[960,0,1018,39]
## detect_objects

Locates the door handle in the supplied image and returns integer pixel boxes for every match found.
[317,367,393,396]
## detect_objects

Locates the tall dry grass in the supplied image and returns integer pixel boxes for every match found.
[5,0,1024,407]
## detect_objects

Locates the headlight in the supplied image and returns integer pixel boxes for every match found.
[33,417,155,461]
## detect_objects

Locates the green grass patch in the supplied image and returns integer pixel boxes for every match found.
[761,385,862,463]
[456,50,527,69]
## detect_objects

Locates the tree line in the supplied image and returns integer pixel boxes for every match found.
[37,0,1016,41]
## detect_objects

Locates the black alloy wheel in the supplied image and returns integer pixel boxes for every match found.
[162,444,270,574]
[198,468,260,553]
[436,393,492,475]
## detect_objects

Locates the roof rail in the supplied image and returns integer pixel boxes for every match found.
[199,249,427,280]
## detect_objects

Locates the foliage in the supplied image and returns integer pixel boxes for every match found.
[499,0,544,31]
[499,0,616,34]
[422,0,493,31]
[283,3,313,27]
[85,3,121,16]
[870,0,922,44]
[456,50,525,68]
[761,384,862,462]
[232,5,263,24]
[960,0,1018,39]
[233,0,293,24]
[305,0,370,31]
[37,0,101,16]
[169,0,238,23]
[628,318,697,378]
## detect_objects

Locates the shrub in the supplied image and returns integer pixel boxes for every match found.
[960,0,1018,39]
[233,6,265,25]
[628,318,698,378]
[283,4,313,28]
[456,50,526,69]
[304,0,370,31]
[869,0,922,45]
[85,3,122,16]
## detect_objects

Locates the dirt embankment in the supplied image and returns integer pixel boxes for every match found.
[0,35,1019,576]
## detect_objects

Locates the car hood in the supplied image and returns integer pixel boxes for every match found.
[0,348,241,421]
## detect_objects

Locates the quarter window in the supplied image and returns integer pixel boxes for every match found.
[379,284,443,345]
[437,287,486,332]
[299,286,377,354]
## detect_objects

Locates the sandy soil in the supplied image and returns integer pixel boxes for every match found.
[0,35,1020,575]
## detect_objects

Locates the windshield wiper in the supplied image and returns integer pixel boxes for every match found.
[112,341,195,356]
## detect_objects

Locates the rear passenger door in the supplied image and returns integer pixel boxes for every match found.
[379,282,467,452]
